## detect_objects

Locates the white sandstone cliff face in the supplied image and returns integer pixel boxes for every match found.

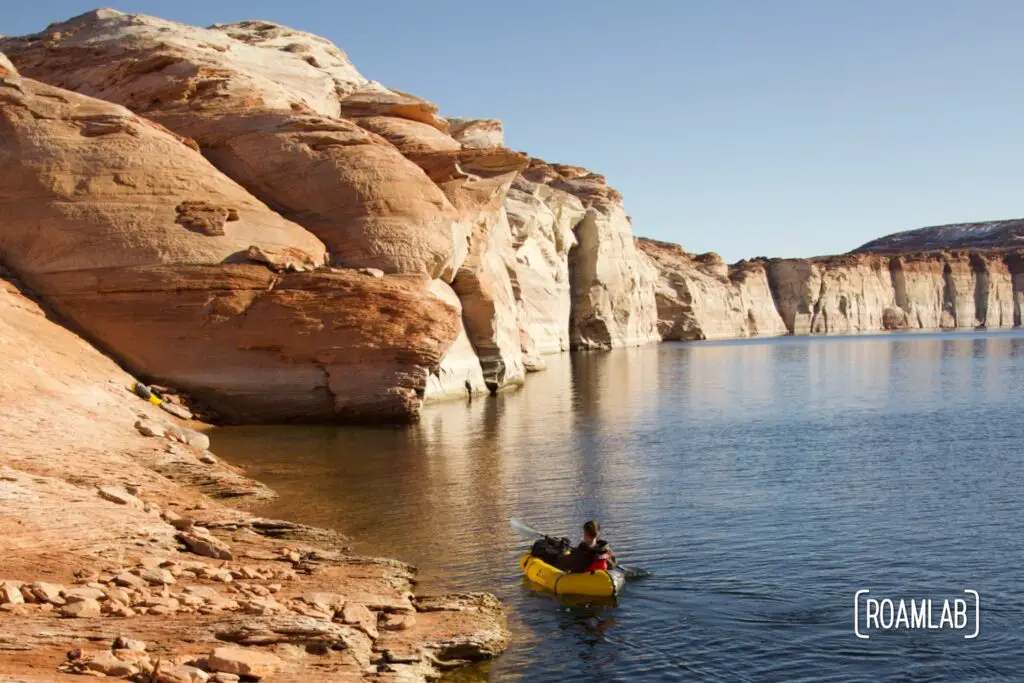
[509,162,659,351]
[1006,254,1024,327]
[414,151,530,392]
[568,204,661,349]
[978,254,1017,329]
[638,239,786,340]
[425,280,488,401]
[452,206,527,392]
[890,253,1016,330]
[767,257,897,334]
[505,177,586,357]
[641,238,1024,339]
[765,252,1020,334]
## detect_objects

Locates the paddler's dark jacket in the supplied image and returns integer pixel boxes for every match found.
[565,540,617,573]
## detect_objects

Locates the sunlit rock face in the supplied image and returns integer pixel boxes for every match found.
[0,10,469,280]
[765,252,1017,334]
[638,239,788,341]
[0,56,462,423]
[513,161,660,351]
[1,9,668,409]
[642,238,1023,337]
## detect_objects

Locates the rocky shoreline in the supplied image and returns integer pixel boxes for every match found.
[0,272,505,682]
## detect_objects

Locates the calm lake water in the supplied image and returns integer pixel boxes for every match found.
[212,331,1024,682]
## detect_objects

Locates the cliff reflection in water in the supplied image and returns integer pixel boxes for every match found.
[211,330,1024,589]
[212,330,1024,683]
[213,347,663,592]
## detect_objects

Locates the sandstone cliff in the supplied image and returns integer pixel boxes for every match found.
[505,173,585,358]
[0,61,465,423]
[448,117,505,149]
[638,239,788,340]
[514,160,661,351]
[766,251,1022,333]
[408,146,531,391]
[641,236,1024,338]
[12,8,1023,430]
[1,10,467,279]
[0,10,527,400]
[1,9,664,415]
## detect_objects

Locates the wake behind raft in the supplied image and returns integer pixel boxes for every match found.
[519,536,626,598]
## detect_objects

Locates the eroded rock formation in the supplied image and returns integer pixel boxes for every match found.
[638,239,787,340]
[766,251,1021,334]
[425,280,488,400]
[505,174,585,357]
[407,146,531,391]
[514,161,660,351]
[0,268,507,682]
[448,117,505,149]
[0,64,461,423]
[33,265,462,422]
[2,12,663,405]
[641,238,1024,338]
[1,10,469,280]
[766,255,897,335]
[2,12,665,407]
[10,7,1024,431]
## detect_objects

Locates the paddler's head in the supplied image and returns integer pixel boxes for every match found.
[583,520,600,546]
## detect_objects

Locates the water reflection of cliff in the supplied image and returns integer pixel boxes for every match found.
[209,330,1024,683]
[211,348,671,588]
[211,330,1024,596]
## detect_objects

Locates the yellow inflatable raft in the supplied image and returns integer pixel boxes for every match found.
[519,552,626,597]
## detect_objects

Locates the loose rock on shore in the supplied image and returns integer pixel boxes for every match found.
[0,270,507,681]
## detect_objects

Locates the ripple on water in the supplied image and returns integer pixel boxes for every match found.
[211,332,1024,682]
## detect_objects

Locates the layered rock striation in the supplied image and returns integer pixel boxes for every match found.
[0,9,664,416]
[8,8,1024,429]
[765,251,1021,333]
[641,238,1024,338]
[0,267,507,682]
[638,239,787,341]
[0,56,462,423]
[0,10,468,279]
[512,161,660,352]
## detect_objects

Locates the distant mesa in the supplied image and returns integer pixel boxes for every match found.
[854,218,1024,253]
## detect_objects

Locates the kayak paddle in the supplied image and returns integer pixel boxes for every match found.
[510,517,651,578]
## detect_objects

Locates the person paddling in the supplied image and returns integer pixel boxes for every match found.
[568,520,618,573]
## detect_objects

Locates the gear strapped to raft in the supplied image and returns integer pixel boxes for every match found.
[530,535,572,570]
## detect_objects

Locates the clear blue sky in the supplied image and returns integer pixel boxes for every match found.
[7,1,1024,262]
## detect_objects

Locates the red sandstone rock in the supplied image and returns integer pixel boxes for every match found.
[0,67,462,422]
[1,11,468,281]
